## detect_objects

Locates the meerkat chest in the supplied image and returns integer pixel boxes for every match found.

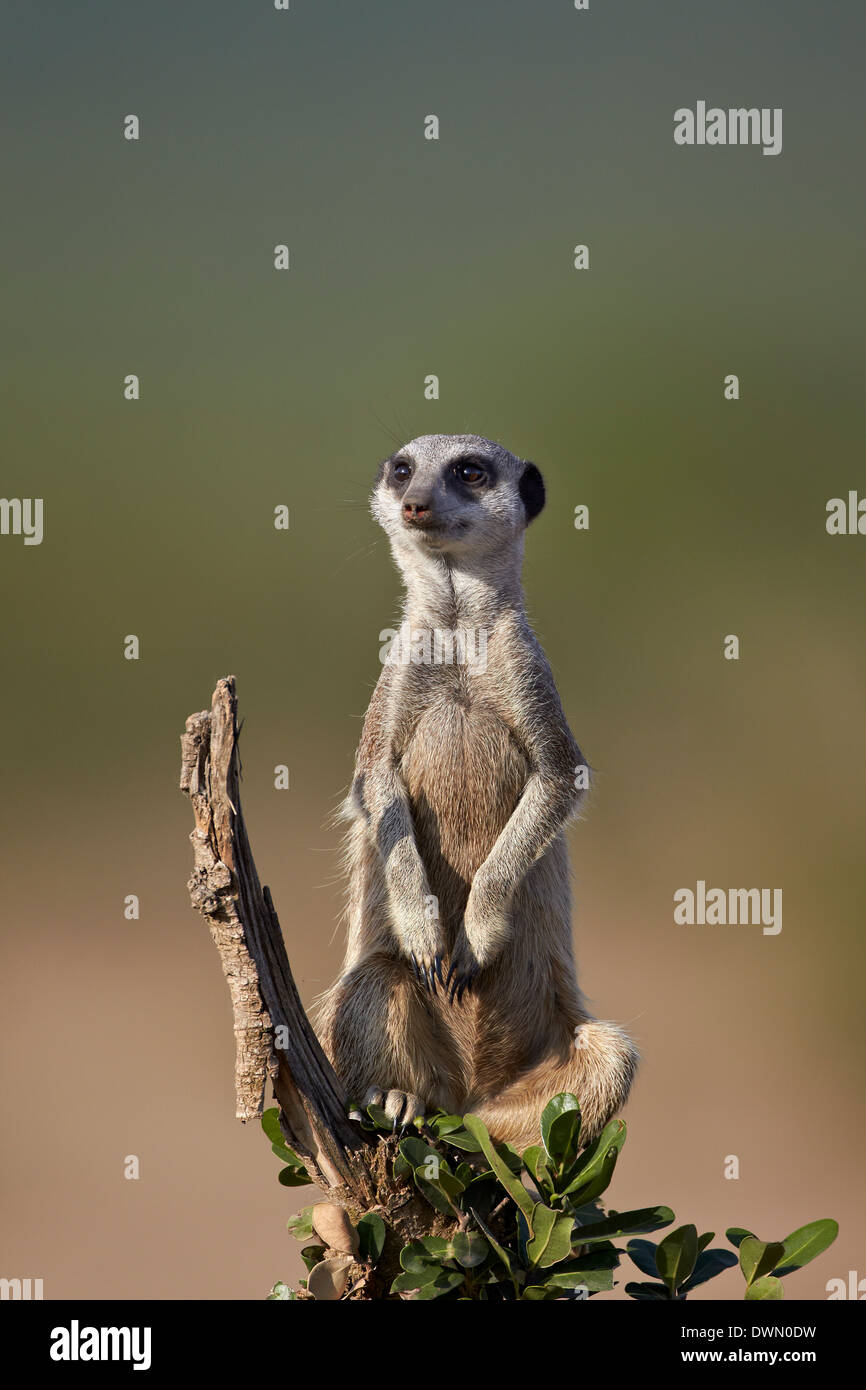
[399,683,529,883]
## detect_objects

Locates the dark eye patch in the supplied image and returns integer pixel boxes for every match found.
[451,454,493,488]
[387,457,414,488]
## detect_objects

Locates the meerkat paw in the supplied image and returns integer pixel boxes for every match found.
[407,949,445,995]
[360,1086,425,1130]
[445,932,482,1005]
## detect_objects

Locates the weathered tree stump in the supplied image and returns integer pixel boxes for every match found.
[180,678,450,1292]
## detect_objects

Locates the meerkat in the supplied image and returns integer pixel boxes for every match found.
[314,433,637,1152]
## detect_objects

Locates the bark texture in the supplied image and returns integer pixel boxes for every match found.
[180,677,451,1283]
[180,677,373,1194]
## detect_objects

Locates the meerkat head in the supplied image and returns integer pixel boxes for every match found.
[371,433,545,565]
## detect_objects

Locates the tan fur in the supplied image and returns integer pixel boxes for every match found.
[314,434,638,1149]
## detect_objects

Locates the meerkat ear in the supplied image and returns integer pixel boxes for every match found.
[519,462,546,523]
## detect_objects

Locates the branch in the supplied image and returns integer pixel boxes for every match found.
[180,677,375,1197]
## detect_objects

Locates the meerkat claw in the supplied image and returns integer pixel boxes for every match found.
[445,959,479,1004]
[445,962,457,1003]
[457,973,477,1004]
[382,1089,424,1129]
[411,955,441,993]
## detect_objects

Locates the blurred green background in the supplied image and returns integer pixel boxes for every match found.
[2,0,863,1299]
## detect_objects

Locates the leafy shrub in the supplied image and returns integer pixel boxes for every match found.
[263,1096,837,1301]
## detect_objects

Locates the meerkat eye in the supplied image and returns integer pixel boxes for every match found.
[455,458,486,485]
[392,459,412,482]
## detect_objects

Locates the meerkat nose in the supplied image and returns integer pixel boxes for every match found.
[402,499,432,521]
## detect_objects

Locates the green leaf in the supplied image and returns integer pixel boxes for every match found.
[560,1119,626,1204]
[286,1206,314,1242]
[463,1115,535,1224]
[625,1281,671,1300]
[679,1248,738,1293]
[523,1144,554,1195]
[540,1093,582,1165]
[400,1237,449,1273]
[401,1260,450,1287]
[356,1213,386,1265]
[526,1204,575,1269]
[773,1220,839,1277]
[739,1238,786,1288]
[439,1168,466,1198]
[411,1146,466,1216]
[261,1108,284,1145]
[697,1231,715,1253]
[449,1231,489,1268]
[409,1270,466,1300]
[437,1128,483,1152]
[261,1108,309,1170]
[626,1239,659,1278]
[426,1113,465,1137]
[391,1268,455,1296]
[398,1134,465,1215]
[398,1136,442,1169]
[365,1103,393,1131]
[273,1144,306,1166]
[418,1235,451,1257]
[299,1243,326,1272]
[745,1274,784,1301]
[576,1206,675,1245]
[656,1224,699,1293]
[545,1248,619,1293]
[470,1206,521,1293]
[278,1164,313,1187]
[726,1226,756,1249]
[545,1267,614,1294]
[522,1284,557,1300]
[413,1168,460,1216]
[498,1141,525,1173]
[516,1208,530,1267]
[458,1173,501,1220]
[266,1281,295,1300]
[394,1262,444,1289]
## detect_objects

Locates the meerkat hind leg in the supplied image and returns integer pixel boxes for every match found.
[316,952,464,1125]
[471,1019,638,1154]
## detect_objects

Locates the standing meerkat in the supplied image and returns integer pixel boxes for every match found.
[315,433,637,1151]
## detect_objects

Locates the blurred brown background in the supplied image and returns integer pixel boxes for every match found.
[2,1,863,1300]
